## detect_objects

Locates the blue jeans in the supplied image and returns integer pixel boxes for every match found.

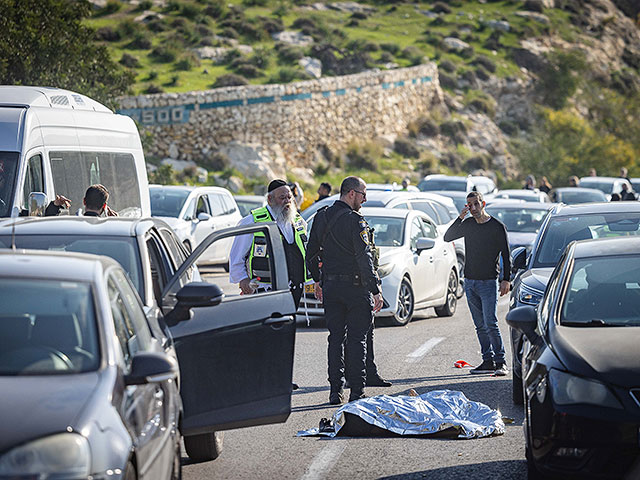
[464,279,505,364]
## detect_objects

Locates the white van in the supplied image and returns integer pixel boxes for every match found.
[0,86,149,218]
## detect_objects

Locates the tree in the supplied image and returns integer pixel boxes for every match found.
[0,0,134,107]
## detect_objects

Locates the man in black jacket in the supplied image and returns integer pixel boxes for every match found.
[444,191,510,376]
[307,176,383,404]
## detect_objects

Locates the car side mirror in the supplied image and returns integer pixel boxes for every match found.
[124,351,178,385]
[506,305,539,342]
[164,282,224,326]
[511,246,527,273]
[28,192,48,216]
[416,237,435,253]
[197,212,211,221]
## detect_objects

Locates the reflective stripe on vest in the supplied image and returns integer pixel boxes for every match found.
[247,206,310,283]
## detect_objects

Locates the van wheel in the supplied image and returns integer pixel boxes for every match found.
[184,431,223,462]
[435,269,457,317]
[392,278,414,326]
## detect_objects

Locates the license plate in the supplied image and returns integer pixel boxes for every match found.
[304,283,315,293]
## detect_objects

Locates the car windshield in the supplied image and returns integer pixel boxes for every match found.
[579,180,612,194]
[0,151,19,218]
[366,216,405,247]
[556,189,606,204]
[150,188,190,217]
[0,278,100,375]
[486,206,549,233]
[236,199,263,217]
[0,235,143,294]
[561,256,640,327]
[533,213,640,267]
[418,178,466,192]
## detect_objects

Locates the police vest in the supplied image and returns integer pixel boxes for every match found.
[247,206,311,284]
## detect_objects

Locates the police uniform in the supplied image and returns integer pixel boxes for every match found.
[306,200,381,401]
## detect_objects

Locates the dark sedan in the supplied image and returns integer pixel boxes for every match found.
[548,187,607,204]
[507,236,640,479]
[485,201,554,253]
[509,202,640,404]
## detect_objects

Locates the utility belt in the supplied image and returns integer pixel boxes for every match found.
[323,273,364,286]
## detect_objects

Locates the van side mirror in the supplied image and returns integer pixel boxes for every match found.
[511,246,527,273]
[416,237,435,253]
[28,192,48,216]
[164,282,224,326]
[124,351,178,385]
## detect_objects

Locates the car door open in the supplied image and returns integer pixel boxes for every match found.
[162,223,296,436]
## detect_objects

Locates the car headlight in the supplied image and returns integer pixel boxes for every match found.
[549,369,622,409]
[378,263,394,278]
[518,283,544,306]
[0,433,91,478]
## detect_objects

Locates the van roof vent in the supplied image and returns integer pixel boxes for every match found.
[72,94,85,105]
[50,95,70,106]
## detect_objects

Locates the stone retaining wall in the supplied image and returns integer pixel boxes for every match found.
[118,63,443,170]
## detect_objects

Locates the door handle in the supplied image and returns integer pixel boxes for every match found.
[264,314,295,326]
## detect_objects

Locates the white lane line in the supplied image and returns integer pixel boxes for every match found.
[406,337,445,363]
[300,442,347,480]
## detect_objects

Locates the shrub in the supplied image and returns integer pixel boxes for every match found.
[351,11,368,20]
[126,32,152,50]
[393,138,420,158]
[261,17,284,34]
[292,17,317,31]
[380,43,400,55]
[135,0,153,11]
[401,46,424,65]
[147,70,159,81]
[475,65,490,81]
[243,0,268,5]
[472,54,497,73]
[165,75,180,87]
[269,67,309,83]
[523,0,544,12]
[537,49,587,109]
[465,155,490,171]
[180,3,201,19]
[432,2,452,14]
[95,27,120,42]
[469,98,495,117]
[95,0,121,16]
[202,152,230,171]
[117,20,139,37]
[119,53,141,68]
[234,63,262,78]
[221,27,239,39]
[440,121,467,143]
[498,120,518,135]
[439,72,457,89]
[204,0,226,18]
[379,51,394,63]
[414,117,439,137]
[147,19,169,33]
[145,84,165,94]
[277,44,304,63]
[346,141,381,170]
[212,74,249,87]
[176,53,201,71]
[439,59,456,73]
[150,46,178,63]
[250,48,271,69]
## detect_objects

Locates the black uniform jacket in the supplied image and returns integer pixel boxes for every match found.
[306,200,381,295]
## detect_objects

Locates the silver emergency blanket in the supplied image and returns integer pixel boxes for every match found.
[297,390,505,439]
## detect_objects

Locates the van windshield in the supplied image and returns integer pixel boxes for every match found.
[0,152,19,218]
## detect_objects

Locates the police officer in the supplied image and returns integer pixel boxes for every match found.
[229,179,310,308]
[307,176,383,404]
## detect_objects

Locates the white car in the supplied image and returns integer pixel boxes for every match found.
[150,185,242,267]
[300,208,459,326]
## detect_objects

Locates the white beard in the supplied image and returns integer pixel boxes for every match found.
[273,202,297,224]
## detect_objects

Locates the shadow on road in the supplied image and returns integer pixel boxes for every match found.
[378,460,527,479]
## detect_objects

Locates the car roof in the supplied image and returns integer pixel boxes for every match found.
[422,174,467,182]
[150,184,231,194]
[0,216,169,238]
[359,207,413,218]
[496,189,541,195]
[486,201,553,210]
[552,187,606,193]
[573,236,640,259]
[234,195,265,201]
[550,201,640,216]
[579,176,624,182]
[0,249,116,282]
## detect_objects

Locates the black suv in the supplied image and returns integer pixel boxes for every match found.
[508,202,640,403]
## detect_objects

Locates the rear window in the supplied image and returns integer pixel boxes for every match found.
[150,187,190,218]
[418,178,467,192]
[50,151,141,217]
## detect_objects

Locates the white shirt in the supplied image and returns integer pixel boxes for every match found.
[228,205,306,284]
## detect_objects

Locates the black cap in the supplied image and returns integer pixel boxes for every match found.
[268,179,287,192]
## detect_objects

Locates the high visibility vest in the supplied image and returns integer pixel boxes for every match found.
[247,206,311,284]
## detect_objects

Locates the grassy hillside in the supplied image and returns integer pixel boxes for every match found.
[87,0,574,94]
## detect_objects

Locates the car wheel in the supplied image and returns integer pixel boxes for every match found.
[456,256,465,298]
[435,269,458,317]
[392,278,414,326]
[512,350,524,405]
[123,460,137,480]
[184,431,224,462]
[171,436,182,480]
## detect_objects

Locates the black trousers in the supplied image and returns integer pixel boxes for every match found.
[324,281,374,393]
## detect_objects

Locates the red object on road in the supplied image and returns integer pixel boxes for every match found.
[454,360,473,368]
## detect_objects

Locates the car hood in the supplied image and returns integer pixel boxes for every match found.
[0,372,100,452]
[551,326,640,388]
[379,246,405,263]
[155,216,184,228]
[519,267,554,292]
[508,232,537,249]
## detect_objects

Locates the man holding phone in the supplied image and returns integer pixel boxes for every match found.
[83,184,118,217]
[444,191,510,376]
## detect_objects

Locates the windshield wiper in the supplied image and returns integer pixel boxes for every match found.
[561,319,610,327]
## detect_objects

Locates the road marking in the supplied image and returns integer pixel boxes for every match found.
[406,337,445,363]
[300,442,347,480]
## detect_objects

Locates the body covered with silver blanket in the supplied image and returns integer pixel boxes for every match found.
[297,390,505,439]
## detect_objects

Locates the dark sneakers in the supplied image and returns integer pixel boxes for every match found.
[494,363,509,376]
[329,390,344,405]
[348,391,366,402]
[345,375,392,388]
[470,359,496,374]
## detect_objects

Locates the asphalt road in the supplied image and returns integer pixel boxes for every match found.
[191,268,526,479]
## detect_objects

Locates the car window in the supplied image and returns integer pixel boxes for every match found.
[366,216,405,247]
[208,193,226,216]
[111,269,153,345]
[150,188,190,218]
[409,218,424,249]
[21,154,44,210]
[410,201,439,223]
[392,202,409,210]
[0,151,19,217]
[421,218,437,239]
[196,196,210,216]
[146,234,172,305]
[432,202,453,223]
[221,194,238,215]
[158,227,196,286]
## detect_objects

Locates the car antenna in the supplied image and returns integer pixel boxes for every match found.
[10,206,19,251]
